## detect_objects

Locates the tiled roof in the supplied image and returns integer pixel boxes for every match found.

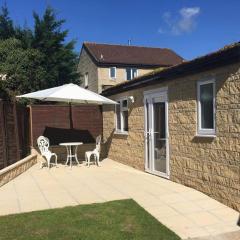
[102,41,240,96]
[83,42,184,67]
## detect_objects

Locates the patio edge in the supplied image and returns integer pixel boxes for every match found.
[0,154,37,187]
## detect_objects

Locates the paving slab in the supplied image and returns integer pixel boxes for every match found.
[0,159,239,239]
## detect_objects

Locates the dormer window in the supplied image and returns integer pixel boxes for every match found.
[109,67,116,79]
[126,68,138,80]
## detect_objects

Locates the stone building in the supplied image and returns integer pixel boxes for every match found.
[77,42,183,93]
[102,42,240,211]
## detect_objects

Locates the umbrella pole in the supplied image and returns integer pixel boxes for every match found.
[69,102,73,129]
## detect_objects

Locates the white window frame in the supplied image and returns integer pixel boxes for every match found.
[132,68,138,79]
[109,67,116,79]
[197,78,216,136]
[84,72,89,87]
[115,97,128,134]
[125,68,138,80]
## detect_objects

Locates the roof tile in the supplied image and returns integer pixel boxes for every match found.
[83,42,184,67]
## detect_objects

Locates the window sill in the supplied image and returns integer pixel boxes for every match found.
[114,131,128,136]
[195,134,216,138]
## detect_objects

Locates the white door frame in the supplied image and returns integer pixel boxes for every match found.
[144,87,169,179]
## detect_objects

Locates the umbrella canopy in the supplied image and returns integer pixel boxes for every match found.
[16,83,117,105]
[17,83,117,129]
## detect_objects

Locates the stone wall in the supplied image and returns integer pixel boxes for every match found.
[0,154,37,187]
[102,62,240,211]
[98,67,153,92]
[78,48,157,93]
[78,48,99,92]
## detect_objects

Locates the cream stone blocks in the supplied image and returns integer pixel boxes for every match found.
[78,48,98,93]
[98,67,152,92]
[102,62,240,211]
[78,48,155,93]
[0,154,37,187]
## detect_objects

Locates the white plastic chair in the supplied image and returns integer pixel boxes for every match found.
[85,135,101,167]
[37,136,57,168]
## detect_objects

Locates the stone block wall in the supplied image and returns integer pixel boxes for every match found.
[102,62,240,211]
[98,67,153,92]
[0,154,37,187]
[78,48,98,92]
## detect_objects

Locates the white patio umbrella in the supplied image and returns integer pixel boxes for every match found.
[17,83,117,128]
[17,83,117,104]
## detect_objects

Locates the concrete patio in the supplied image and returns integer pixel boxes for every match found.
[0,159,239,239]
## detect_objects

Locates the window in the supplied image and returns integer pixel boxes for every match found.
[109,67,116,79]
[84,72,89,87]
[115,98,128,133]
[197,79,216,136]
[126,68,138,80]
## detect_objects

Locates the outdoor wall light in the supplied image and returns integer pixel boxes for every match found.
[128,96,135,103]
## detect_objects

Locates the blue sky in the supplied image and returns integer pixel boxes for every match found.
[2,0,240,60]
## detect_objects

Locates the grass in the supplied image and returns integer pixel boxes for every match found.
[0,199,180,240]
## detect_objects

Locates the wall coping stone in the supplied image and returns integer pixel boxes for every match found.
[0,154,37,187]
[0,154,37,175]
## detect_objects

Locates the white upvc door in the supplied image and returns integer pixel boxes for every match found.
[144,88,169,178]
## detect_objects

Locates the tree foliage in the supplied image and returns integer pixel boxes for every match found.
[32,7,80,87]
[0,3,15,40]
[0,38,47,98]
[0,5,80,101]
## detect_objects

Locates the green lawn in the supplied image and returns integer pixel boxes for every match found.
[0,199,180,240]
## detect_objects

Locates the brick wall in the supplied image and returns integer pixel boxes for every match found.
[102,62,240,211]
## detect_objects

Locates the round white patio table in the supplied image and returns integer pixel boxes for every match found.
[59,142,83,168]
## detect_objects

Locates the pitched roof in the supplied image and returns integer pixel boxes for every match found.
[102,41,240,96]
[83,42,184,67]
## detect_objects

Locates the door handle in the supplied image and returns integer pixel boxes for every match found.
[144,131,150,136]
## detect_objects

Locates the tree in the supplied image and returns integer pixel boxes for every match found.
[15,24,33,49]
[32,6,80,88]
[0,38,47,99]
[0,3,15,40]
[0,5,80,100]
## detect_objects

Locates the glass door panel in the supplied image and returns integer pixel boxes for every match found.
[144,89,169,178]
[153,102,167,174]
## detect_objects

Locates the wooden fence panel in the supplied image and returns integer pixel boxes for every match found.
[0,100,30,170]
[0,100,7,169]
[31,104,103,147]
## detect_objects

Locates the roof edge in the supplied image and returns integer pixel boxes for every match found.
[102,42,240,96]
[82,43,174,68]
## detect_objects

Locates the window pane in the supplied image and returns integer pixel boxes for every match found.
[122,110,128,131]
[126,68,131,80]
[116,103,121,130]
[200,83,214,129]
[132,68,138,78]
[110,67,116,78]
[84,73,88,86]
[122,99,128,108]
